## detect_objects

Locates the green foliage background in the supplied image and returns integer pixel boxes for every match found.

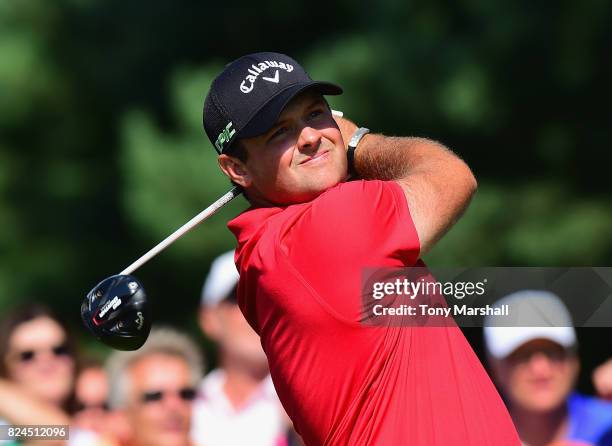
[1,1,611,377]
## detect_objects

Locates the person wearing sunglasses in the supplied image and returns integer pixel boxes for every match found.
[74,361,110,418]
[106,327,204,446]
[0,303,123,446]
[0,303,76,444]
[72,360,131,445]
[484,291,612,446]
[0,304,77,412]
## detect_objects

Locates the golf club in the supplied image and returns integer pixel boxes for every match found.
[81,186,243,350]
[81,109,344,350]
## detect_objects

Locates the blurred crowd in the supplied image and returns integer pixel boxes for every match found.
[0,251,297,446]
[483,291,612,445]
[2,254,612,446]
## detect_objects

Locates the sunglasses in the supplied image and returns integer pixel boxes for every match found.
[508,346,570,365]
[11,343,72,363]
[140,387,197,404]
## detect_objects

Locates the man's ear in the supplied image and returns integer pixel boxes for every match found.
[199,307,221,341]
[218,154,251,188]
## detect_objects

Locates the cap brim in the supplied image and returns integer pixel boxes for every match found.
[238,81,343,139]
[484,326,577,359]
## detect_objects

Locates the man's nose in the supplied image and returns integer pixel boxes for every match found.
[528,352,555,374]
[162,392,191,410]
[297,126,322,153]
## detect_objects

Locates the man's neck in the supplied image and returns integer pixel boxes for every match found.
[243,187,278,208]
[510,403,569,446]
[129,437,192,446]
[220,353,269,410]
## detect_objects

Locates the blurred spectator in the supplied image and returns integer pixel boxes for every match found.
[192,250,290,446]
[74,361,109,426]
[73,360,126,444]
[0,303,118,446]
[484,291,612,446]
[106,327,203,446]
[0,304,74,445]
[0,304,77,412]
[594,359,612,401]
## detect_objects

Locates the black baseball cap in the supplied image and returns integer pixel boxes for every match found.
[203,52,343,154]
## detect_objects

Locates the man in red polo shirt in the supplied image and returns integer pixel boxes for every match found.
[203,52,519,445]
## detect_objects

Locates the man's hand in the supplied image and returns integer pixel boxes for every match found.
[0,379,70,446]
[331,113,476,254]
[593,358,612,400]
[333,115,358,150]
[353,134,476,254]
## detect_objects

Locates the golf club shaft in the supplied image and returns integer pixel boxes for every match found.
[120,186,243,276]
[119,110,343,276]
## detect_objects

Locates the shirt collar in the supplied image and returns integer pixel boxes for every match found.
[228,206,284,267]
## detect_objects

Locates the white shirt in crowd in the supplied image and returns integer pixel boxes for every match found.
[191,369,288,446]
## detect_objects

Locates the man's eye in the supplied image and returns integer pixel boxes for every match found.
[270,127,287,139]
[308,109,323,119]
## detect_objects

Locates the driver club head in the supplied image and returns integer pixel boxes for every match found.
[81,274,151,351]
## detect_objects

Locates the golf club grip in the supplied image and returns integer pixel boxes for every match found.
[119,186,243,276]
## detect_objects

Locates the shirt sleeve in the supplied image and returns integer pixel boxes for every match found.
[282,180,420,322]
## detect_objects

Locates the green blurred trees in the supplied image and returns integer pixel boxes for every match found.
[1,0,611,329]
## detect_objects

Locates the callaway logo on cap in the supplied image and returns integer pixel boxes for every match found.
[203,51,342,154]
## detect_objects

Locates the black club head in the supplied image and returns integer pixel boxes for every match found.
[81,274,151,351]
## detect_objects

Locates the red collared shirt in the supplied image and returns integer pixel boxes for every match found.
[229,180,519,446]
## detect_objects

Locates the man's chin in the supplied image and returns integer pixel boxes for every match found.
[257,176,345,206]
[154,431,190,446]
[287,185,337,204]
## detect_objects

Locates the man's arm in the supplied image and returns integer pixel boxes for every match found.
[0,379,70,445]
[336,117,477,254]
